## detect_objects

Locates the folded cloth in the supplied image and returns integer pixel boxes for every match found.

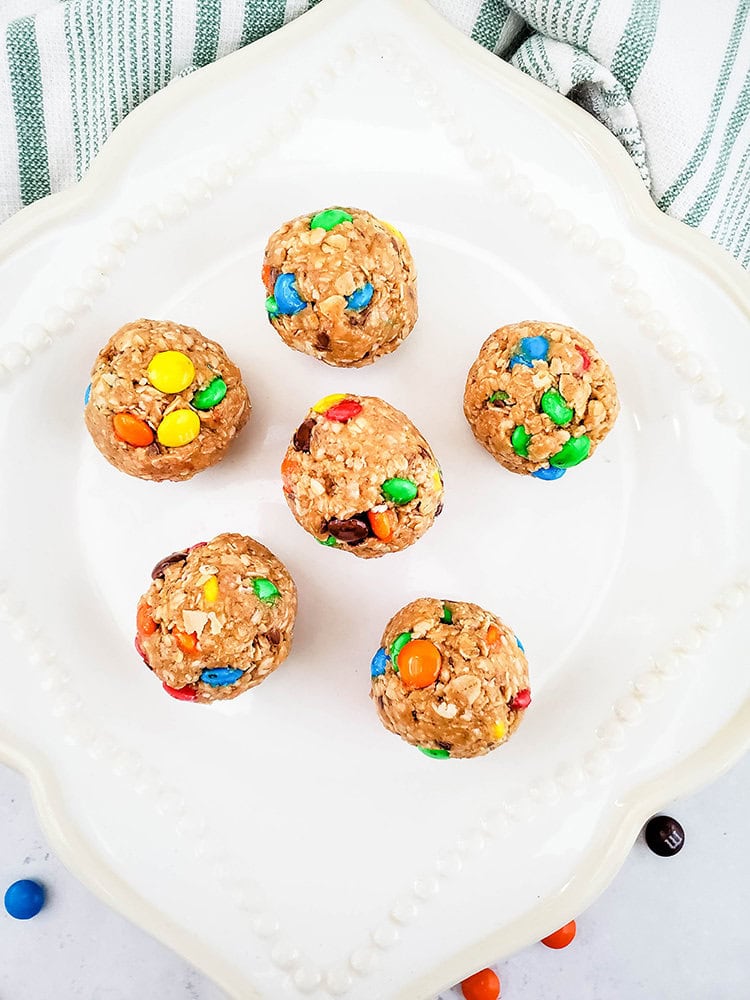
[2,1,750,264]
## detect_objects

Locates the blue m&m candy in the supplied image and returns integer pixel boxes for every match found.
[4,879,45,920]
[370,647,388,678]
[532,465,566,481]
[509,335,549,370]
[273,273,307,315]
[346,283,373,311]
[200,667,244,687]
[84,383,91,405]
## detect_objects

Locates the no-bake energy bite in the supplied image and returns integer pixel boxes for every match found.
[85,318,250,481]
[135,533,296,703]
[263,206,417,367]
[370,599,530,759]
[281,394,443,558]
[463,321,618,479]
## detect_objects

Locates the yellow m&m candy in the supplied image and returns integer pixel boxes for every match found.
[147,351,195,394]
[493,721,506,741]
[203,575,219,603]
[312,393,347,414]
[157,409,201,448]
[379,219,404,242]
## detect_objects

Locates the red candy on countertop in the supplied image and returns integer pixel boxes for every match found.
[541,920,577,949]
[510,688,531,710]
[324,399,363,423]
[461,968,501,1000]
[163,682,198,702]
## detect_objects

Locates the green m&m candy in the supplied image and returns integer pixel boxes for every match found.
[252,577,280,604]
[192,378,227,411]
[381,477,418,505]
[389,631,412,671]
[511,425,531,458]
[309,208,353,231]
[541,388,574,426]
[550,435,590,468]
[418,746,450,759]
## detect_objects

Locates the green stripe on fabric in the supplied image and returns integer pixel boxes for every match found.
[73,0,90,169]
[471,0,511,51]
[610,0,661,97]
[193,0,222,67]
[6,16,50,205]
[116,0,128,116]
[104,0,118,126]
[658,0,749,211]
[683,69,750,227]
[141,0,151,99]
[727,171,750,252]
[86,0,102,155]
[241,1,285,47]
[153,0,161,88]
[576,0,601,47]
[63,1,83,180]
[164,0,173,81]
[713,143,750,240]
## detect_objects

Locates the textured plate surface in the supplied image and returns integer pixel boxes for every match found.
[0,2,749,998]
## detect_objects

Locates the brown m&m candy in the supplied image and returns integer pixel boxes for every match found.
[644,815,685,857]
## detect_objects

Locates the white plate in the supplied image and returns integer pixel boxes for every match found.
[1,1,749,998]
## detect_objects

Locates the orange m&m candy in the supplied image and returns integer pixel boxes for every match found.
[174,629,198,656]
[541,919,576,949]
[461,968,500,1000]
[136,602,157,637]
[281,455,297,493]
[486,624,501,647]
[112,412,154,447]
[398,639,441,689]
[368,507,397,541]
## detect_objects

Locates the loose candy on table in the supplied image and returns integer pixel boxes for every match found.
[532,465,566,481]
[345,283,374,311]
[550,434,590,468]
[192,377,227,411]
[252,577,280,604]
[397,639,442,690]
[157,409,201,448]
[510,688,532,710]
[200,667,244,687]
[381,477,418,505]
[541,388,574,426]
[644,815,685,857]
[510,425,530,457]
[370,647,388,678]
[273,272,307,315]
[310,208,353,231]
[146,350,195,394]
[541,920,576,949]
[113,412,154,447]
[460,967,501,1000]
[418,746,450,759]
[163,682,197,702]
[4,879,45,920]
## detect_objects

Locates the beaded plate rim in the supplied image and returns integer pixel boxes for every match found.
[0,1,749,998]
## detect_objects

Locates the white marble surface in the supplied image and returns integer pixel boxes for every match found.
[2,755,748,1000]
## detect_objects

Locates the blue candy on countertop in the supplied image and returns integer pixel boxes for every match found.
[531,465,566,481]
[370,647,388,678]
[200,667,245,687]
[346,282,373,312]
[273,273,307,316]
[4,879,45,920]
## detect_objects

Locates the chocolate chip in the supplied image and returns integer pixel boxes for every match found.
[315,331,330,351]
[644,816,685,857]
[436,740,452,751]
[151,549,188,580]
[411,709,418,723]
[293,417,315,453]
[326,516,370,545]
[435,502,443,517]
[266,628,281,646]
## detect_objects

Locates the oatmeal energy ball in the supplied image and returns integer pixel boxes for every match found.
[463,320,619,479]
[135,533,296,703]
[370,599,531,759]
[263,206,418,367]
[281,394,443,558]
[85,318,250,481]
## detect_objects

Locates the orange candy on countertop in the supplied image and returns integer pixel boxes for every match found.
[461,968,501,1000]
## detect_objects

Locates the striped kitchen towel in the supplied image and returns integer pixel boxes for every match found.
[1,0,750,266]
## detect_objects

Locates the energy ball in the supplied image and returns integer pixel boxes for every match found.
[281,393,443,559]
[135,533,296,703]
[370,599,530,759]
[463,320,619,479]
[262,206,417,367]
[85,318,250,481]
